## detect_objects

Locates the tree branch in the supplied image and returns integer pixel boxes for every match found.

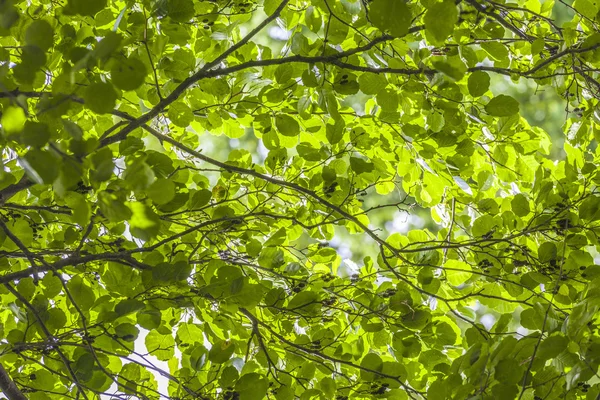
[3,283,89,399]
[465,0,532,41]
[0,363,27,400]
[98,0,290,147]
[0,176,34,207]
[135,122,405,258]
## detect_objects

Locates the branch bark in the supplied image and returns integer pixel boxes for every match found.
[0,363,27,400]
[0,176,34,206]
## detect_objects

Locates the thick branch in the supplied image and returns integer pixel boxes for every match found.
[0,363,27,400]
[0,176,34,206]
[0,252,142,284]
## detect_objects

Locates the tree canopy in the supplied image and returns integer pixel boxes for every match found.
[1,0,600,399]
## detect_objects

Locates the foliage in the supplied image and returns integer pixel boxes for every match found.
[1,0,600,399]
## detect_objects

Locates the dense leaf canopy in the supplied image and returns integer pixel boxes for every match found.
[1,0,600,399]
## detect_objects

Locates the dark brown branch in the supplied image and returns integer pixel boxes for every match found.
[0,252,140,284]
[465,0,532,41]
[0,363,27,400]
[0,176,34,206]
[0,90,45,99]
[203,0,291,71]
[1,202,71,215]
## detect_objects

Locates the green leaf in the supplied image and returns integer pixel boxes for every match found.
[20,149,60,184]
[263,0,281,15]
[425,0,458,44]
[147,178,176,205]
[2,106,26,134]
[427,112,445,133]
[485,95,520,117]
[520,308,544,330]
[83,82,118,114]
[258,247,285,269]
[274,64,294,84]
[235,373,269,400]
[445,260,472,286]
[124,159,155,190]
[21,121,50,147]
[189,345,208,370]
[65,0,107,16]
[73,353,95,382]
[152,261,192,282]
[538,242,557,263]
[275,114,300,136]
[326,119,345,144]
[47,308,67,333]
[145,330,175,361]
[480,42,509,63]
[428,380,447,400]
[17,277,35,300]
[65,192,91,226]
[392,333,421,358]
[435,322,457,345]
[167,0,195,22]
[189,189,212,208]
[90,148,115,182]
[111,57,148,91]
[432,57,467,81]
[6,219,33,249]
[66,276,96,311]
[358,73,388,95]
[137,309,162,330]
[208,340,236,364]
[389,289,413,313]
[0,1,18,29]
[574,0,598,19]
[25,20,54,51]
[538,334,568,362]
[168,101,194,128]
[28,369,55,391]
[93,32,122,61]
[115,323,139,342]
[128,202,161,240]
[369,0,412,37]
[511,194,530,217]
[350,157,375,174]
[319,377,336,398]
[494,359,522,384]
[472,214,498,237]
[288,291,319,310]
[468,71,490,97]
[297,142,323,161]
[63,120,83,141]
[41,274,62,298]
[579,196,600,221]
[401,309,431,330]
[115,299,145,316]
[360,353,383,381]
